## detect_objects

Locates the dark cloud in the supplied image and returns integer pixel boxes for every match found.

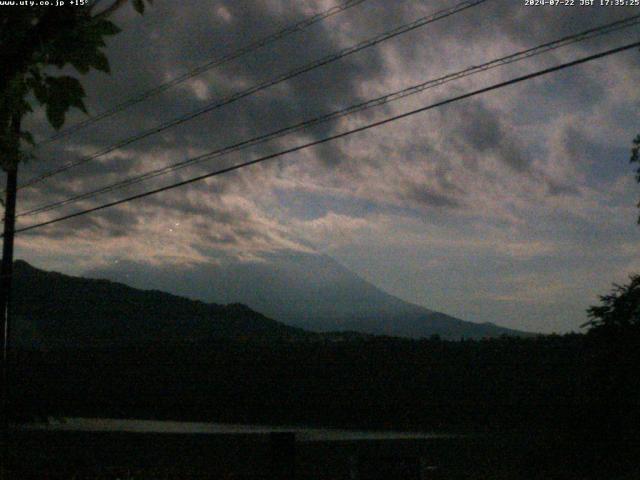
[7,0,640,334]
[18,0,629,236]
[20,207,138,240]
[546,178,579,197]
[405,184,462,208]
[443,100,532,173]
[15,0,400,241]
[560,125,598,165]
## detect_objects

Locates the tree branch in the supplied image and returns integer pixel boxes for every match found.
[91,0,128,19]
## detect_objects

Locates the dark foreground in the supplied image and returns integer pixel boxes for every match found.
[5,428,640,479]
[4,333,640,478]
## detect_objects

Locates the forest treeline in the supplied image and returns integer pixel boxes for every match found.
[7,332,637,432]
[4,326,639,477]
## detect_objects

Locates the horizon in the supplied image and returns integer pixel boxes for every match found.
[13,255,536,338]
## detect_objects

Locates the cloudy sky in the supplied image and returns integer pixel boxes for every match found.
[11,0,640,333]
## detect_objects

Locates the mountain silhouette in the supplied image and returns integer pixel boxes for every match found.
[10,260,310,348]
[84,252,534,340]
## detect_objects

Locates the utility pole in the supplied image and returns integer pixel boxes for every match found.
[1,165,18,394]
[0,115,20,475]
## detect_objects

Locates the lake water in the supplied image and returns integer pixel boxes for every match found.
[20,417,464,442]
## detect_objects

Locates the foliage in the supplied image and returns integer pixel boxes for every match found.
[0,0,152,171]
[588,130,640,335]
[632,134,640,169]
[631,134,640,222]
[584,275,640,336]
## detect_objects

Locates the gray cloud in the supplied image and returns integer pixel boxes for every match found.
[405,184,462,208]
[444,100,532,173]
[7,0,640,333]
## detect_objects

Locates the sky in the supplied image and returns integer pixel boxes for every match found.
[9,0,640,333]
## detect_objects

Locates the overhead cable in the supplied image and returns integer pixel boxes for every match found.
[12,40,640,236]
[18,14,640,218]
[17,0,488,191]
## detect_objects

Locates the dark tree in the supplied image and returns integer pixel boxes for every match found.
[584,275,640,337]
[0,0,153,169]
[631,134,640,222]
[0,2,152,474]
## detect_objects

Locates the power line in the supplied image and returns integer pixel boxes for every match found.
[22,0,486,189]
[17,14,640,218]
[39,0,371,146]
[11,40,640,237]
[17,0,488,191]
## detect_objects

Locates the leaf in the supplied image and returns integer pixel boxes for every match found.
[29,77,48,106]
[46,16,118,75]
[73,62,91,75]
[20,131,34,146]
[46,105,64,130]
[43,76,87,130]
[132,0,145,14]
[92,51,111,74]
[92,19,121,37]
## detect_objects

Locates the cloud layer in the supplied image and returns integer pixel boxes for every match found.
[10,0,640,333]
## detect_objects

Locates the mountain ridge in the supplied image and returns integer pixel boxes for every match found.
[11,259,311,348]
[12,257,533,348]
[84,252,533,339]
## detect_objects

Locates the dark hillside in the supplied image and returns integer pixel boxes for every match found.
[11,260,310,347]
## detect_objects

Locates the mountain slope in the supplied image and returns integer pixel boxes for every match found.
[85,252,534,339]
[11,260,310,348]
